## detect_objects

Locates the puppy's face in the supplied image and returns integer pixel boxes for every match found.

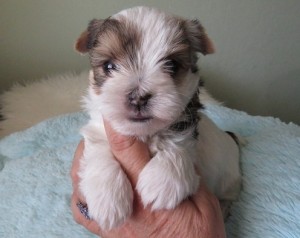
[76,7,214,136]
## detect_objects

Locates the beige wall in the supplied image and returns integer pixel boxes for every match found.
[1,0,299,124]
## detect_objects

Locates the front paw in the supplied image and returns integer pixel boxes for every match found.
[80,169,133,230]
[136,157,200,210]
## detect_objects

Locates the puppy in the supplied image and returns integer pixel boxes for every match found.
[75,6,241,230]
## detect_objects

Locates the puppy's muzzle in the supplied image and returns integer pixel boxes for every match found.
[127,91,152,112]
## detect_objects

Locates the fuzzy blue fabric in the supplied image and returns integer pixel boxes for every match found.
[0,105,299,238]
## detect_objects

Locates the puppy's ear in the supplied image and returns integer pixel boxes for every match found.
[75,19,104,53]
[184,19,215,55]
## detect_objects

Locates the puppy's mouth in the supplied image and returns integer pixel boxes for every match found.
[128,113,153,122]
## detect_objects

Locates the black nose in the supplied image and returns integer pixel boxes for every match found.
[128,91,152,111]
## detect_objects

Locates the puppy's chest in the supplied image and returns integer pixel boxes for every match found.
[146,129,199,159]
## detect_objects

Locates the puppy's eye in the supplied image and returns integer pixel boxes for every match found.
[164,60,179,77]
[103,61,117,75]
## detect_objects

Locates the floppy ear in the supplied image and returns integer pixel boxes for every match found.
[184,19,215,55]
[75,19,104,53]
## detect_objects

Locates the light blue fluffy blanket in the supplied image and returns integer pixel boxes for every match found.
[0,105,299,238]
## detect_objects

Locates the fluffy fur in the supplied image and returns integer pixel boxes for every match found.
[0,72,88,138]
[76,6,241,230]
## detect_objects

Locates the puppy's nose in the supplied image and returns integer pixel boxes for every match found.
[128,92,152,110]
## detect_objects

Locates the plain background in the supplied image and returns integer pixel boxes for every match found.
[0,0,299,124]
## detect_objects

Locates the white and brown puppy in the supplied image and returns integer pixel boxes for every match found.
[75,6,241,230]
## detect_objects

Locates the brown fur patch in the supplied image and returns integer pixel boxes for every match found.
[88,18,142,88]
[90,19,141,67]
[183,19,215,55]
[75,30,89,53]
[75,19,105,54]
[161,18,199,83]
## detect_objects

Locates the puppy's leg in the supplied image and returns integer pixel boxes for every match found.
[137,147,199,210]
[79,139,133,230]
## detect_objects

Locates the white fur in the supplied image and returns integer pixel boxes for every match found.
[196,114,241,200]
[138,127,201,210]
[80,120,133,228]
[79,6,241,230]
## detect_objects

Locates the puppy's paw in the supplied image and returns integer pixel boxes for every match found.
[80,168,133,230]
[136,156,200,210]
